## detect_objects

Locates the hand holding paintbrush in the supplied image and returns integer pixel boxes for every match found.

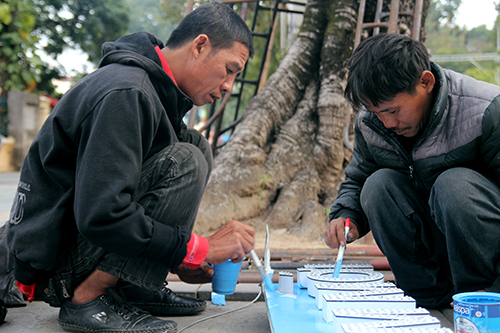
[332,218,351,278]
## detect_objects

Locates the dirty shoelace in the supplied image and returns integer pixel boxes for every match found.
[104,288,144,320]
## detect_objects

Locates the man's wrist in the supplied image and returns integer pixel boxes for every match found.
[182,234,209,269]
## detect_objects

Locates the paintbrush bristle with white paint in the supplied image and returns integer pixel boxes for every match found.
[249,249,275,292]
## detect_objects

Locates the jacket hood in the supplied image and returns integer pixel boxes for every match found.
[98,32,193,134]
[99,32,166,80]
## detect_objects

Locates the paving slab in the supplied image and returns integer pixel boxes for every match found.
[1,296,272,333]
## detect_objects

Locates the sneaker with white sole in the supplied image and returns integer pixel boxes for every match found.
[58,289,177,333]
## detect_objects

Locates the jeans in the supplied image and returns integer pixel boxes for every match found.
[360,167,500,308]
[38,129,212,307]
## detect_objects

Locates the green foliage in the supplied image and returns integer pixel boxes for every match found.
[32,0,130,65]
[463,65,500,84]
[427,0,462,29]
[125,0,176,40]
[259,173,273,188]
[0,96,8,136]
[0,0,43,138]
[0,0,41,94]
[37,64,63,97]
[0,0,131,138]
[258,173,273,203]
[1,0,130,98]
[159,0,188,29]
[465,25,496,52]
[426,24,466,54]
[426,0,500,85]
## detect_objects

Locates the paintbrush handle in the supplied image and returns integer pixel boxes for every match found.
[344,218,351,241]
[249,249,263,269]
[335,218,351,260]
[250,250,268,280]
[334,218,351,263]
[335,243,345,261]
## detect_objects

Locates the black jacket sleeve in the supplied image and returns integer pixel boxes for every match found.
[329,114,381,237]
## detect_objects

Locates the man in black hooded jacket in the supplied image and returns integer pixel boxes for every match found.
[8,3,255,333]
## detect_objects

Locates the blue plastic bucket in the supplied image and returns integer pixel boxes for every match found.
[453,292,500,333]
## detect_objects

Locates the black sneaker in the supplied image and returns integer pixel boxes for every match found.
[58,289,177,333]
[116,281,206,316]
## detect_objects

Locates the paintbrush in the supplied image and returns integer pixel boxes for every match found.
[332,218,351,278]
[249,249,275,292]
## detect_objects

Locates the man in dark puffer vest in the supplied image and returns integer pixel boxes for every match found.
[7,3,255,332]
[325,33,500,309]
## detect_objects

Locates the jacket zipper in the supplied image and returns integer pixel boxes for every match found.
[364,120,418,183]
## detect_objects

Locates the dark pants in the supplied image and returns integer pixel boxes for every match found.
[39,129,212,307]
[360,168,500,308]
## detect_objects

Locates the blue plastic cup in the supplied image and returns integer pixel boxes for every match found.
[211,260,243,295]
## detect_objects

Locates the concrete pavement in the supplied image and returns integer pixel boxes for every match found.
[2,282,271,333]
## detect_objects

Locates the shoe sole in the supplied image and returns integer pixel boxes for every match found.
[59,321,177,333]
[130,302,206,316]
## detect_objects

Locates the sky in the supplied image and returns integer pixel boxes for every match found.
[54,50,94,76]
[455,0,497,30]
[49,0,498,75]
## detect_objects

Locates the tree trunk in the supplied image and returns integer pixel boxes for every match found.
[194,0,430,243]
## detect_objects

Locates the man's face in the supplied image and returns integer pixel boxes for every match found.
[181,40,249,106]
[364,71,435,138]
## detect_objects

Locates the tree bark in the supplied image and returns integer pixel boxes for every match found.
[194,0,430,242]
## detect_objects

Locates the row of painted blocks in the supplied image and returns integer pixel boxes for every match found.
[287,264,453,333]
[326,300,447,332]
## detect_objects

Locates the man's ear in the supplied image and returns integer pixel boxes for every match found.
[192,34,211,59]
[420,70,435,93]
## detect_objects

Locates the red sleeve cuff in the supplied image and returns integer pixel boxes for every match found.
[182,233,209,269]
[16,281,36,303]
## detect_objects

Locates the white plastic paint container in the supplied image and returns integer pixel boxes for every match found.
[453,292,500,333]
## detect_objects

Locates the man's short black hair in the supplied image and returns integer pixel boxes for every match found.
[344,33,430,109]
[166,3,254,58]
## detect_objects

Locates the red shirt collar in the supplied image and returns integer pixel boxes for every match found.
[154,45,177,86]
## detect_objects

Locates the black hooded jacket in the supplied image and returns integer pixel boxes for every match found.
[8,32,194,285]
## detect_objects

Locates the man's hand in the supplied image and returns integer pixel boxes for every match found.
[205,220,255,265]
[172,262,214,284]
[324,217,359,249]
